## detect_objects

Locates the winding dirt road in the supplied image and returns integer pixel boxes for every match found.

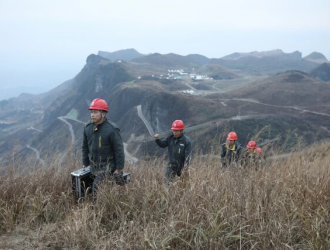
[58,117,75,146]
[137,105,155,135]
[231,98,330,118]
[26,145,46,167]
[123,143,138,164]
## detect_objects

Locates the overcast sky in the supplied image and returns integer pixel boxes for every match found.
[1,0,330,99]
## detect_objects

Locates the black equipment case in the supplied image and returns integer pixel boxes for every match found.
[71,167,131,199]
[71,166,94,200]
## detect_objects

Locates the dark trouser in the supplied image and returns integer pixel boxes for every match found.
[92,168,117,203]
[92,173,109,203]
[165,164,182,182]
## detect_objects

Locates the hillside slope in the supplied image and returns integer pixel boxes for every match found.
[220,70,330,108]
[310,63,330,82]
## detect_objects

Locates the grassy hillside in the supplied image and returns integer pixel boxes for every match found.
[221,70,330,108]
[1,141,330,249]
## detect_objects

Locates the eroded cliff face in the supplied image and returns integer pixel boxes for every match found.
[41,54,135,124]
[141,92,192,133]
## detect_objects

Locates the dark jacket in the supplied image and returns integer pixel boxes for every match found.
[82,118,125,175]
[242,149,266,169]
[155,134,192,169]
[220,141,242,167]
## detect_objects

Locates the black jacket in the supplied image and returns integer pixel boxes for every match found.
[220,141,242,166]
[82,118,125,174]
[155,134,192,168]
[242,149,266,169]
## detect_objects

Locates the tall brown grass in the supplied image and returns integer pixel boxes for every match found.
[1,142,330,249]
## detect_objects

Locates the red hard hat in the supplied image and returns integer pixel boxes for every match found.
[88,98,108,112]
[256,147,263,155]
[171,120,184,130]
[247,140,257,149]
[227,132,237,140]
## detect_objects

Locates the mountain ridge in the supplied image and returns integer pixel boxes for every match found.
[98,48,145,61]
[1,49,330,167]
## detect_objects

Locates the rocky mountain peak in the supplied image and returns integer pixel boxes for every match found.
[97,48,145,61]
[304,52,328,63]
[86,54,109,65]
[305,52,327,60]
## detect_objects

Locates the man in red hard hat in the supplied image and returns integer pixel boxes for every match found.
[82,98,125,201]
[220,131,242,167]
[154,120,192,183]
[242,141,265,169]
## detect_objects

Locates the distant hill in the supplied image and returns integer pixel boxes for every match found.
[117,50,319,77]
[98,48,145,61]
[221,49,300,60]
[310,63,330,82]
[304,52,329,64]
[128,53,242,80]
[131,53,204,69]
[210,52,318,76]
[196,64,240,80]
[185,54,210,65]
[220,70,330,107]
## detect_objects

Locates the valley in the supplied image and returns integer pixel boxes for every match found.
[0,49,329,168]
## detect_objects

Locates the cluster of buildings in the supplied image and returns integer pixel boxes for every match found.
[137,69,213,81]
[167,69,213,81]
[182,90,195,94]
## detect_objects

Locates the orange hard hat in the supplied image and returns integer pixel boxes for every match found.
[227,132,238,140]
[88,98,108,112]
[247,140,257,149]
[171,120,184,130]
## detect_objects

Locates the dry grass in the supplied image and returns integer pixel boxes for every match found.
[1,142,330,250]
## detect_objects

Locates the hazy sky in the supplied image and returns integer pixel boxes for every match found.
[1,0,330,99]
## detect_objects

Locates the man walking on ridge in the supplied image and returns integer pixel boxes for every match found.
[154,120,192,184]
[82,98,125,201]
[220,132,242,167]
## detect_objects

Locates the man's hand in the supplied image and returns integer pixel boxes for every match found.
[154,134,159,138]
[114,169,124,174]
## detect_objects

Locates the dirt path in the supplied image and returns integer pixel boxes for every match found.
[232,98,330,118]
[184,82,197,91]
[27,126,42,133]
[137,105,155,135]
[26,145,46,167]
[123,143,138,164]
[58,117,75,146]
